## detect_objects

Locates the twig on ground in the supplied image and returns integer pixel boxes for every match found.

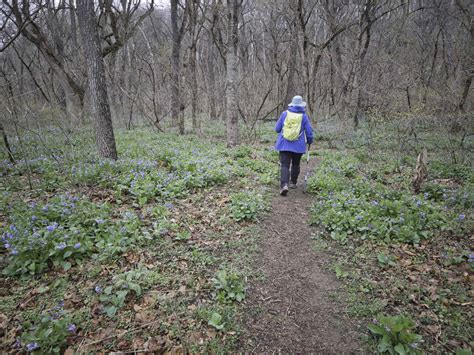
[78,320,160,350]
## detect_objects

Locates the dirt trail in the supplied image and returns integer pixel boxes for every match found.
[241,159,364,353]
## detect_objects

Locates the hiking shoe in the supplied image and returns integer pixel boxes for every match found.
[280,185,289,196]
[289,182,297,189]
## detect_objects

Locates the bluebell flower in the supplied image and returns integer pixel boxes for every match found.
[94,285,102,294]
[95,219,105,225]
[74,242,81,249]
[11,249,18,255]
[46,222,58,232]
[458,214,465,221]
[26,342,39,351]
[31,215,37,221]
[4,243,10,248]
[67,324,77,333]
[56,242,66,250]
[371,200,379,206]
[42,206,49,212]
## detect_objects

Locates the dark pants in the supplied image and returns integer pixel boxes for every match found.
[279,151,303,188]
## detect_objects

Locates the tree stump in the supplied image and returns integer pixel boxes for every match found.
[412,149,427,193]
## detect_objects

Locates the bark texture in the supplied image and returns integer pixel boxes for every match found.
[226,0,241,147]
[76,0,118,160]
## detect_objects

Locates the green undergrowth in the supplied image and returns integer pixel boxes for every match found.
[308,146,472,353]
[0,128,277,353]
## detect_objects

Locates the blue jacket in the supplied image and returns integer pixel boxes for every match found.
[274,106,313,153]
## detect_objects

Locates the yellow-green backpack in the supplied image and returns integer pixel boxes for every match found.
[282,111,303,141]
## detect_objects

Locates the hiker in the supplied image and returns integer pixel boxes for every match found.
[275,95,313,196]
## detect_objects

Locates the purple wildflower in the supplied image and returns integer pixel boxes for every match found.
[94,285,102,294]
[95,218,105,225]
[11,249,18,255]
[458,214,465,221]
[26,342,39,351]
[74,242,81,249]
[67,324,77,333]
[356,215,363,221]
[56,242,66,250]
[46,222,58,232]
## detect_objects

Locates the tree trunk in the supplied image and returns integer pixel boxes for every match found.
[226,0,240,147]
[207,29,218,120]
[171,0,184,134]
[0,122,15,165]
[76,0,118,160]
[353,3,373,128]
[284,1,300,108]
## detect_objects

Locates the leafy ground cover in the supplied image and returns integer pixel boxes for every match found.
[308,136,473,353]
[0,128,277,353]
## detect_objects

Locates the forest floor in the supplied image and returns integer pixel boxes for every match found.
[0,125,472,354]
[240,157,365,353]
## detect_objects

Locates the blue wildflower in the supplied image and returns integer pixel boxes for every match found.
[458,214,465,221]
[416,200,422,207]
[356,215,363,221]
[165,202,173,209]
[74,243,81,249]
[11,249,19,255]
[4,243,10,248]
[95,219,105,225]
[31,215,37,221]
[46,222,58,232]
[56,242,66,250]
[420,212,426,219]
[371,200,379,206]
[468,253,474,263]
[26,342,39,351]
[67,324,77,333]
[423,192,429,199]
[94,285,102,294]
[42,206,49,212]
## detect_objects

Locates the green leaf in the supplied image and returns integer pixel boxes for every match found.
[456,350,473,355]
[394,343,407,355]
[208,312,224,330]
[63,250,73,259]
[105,306,117,317]
[62,262,71,271]
[367,324,386,335]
